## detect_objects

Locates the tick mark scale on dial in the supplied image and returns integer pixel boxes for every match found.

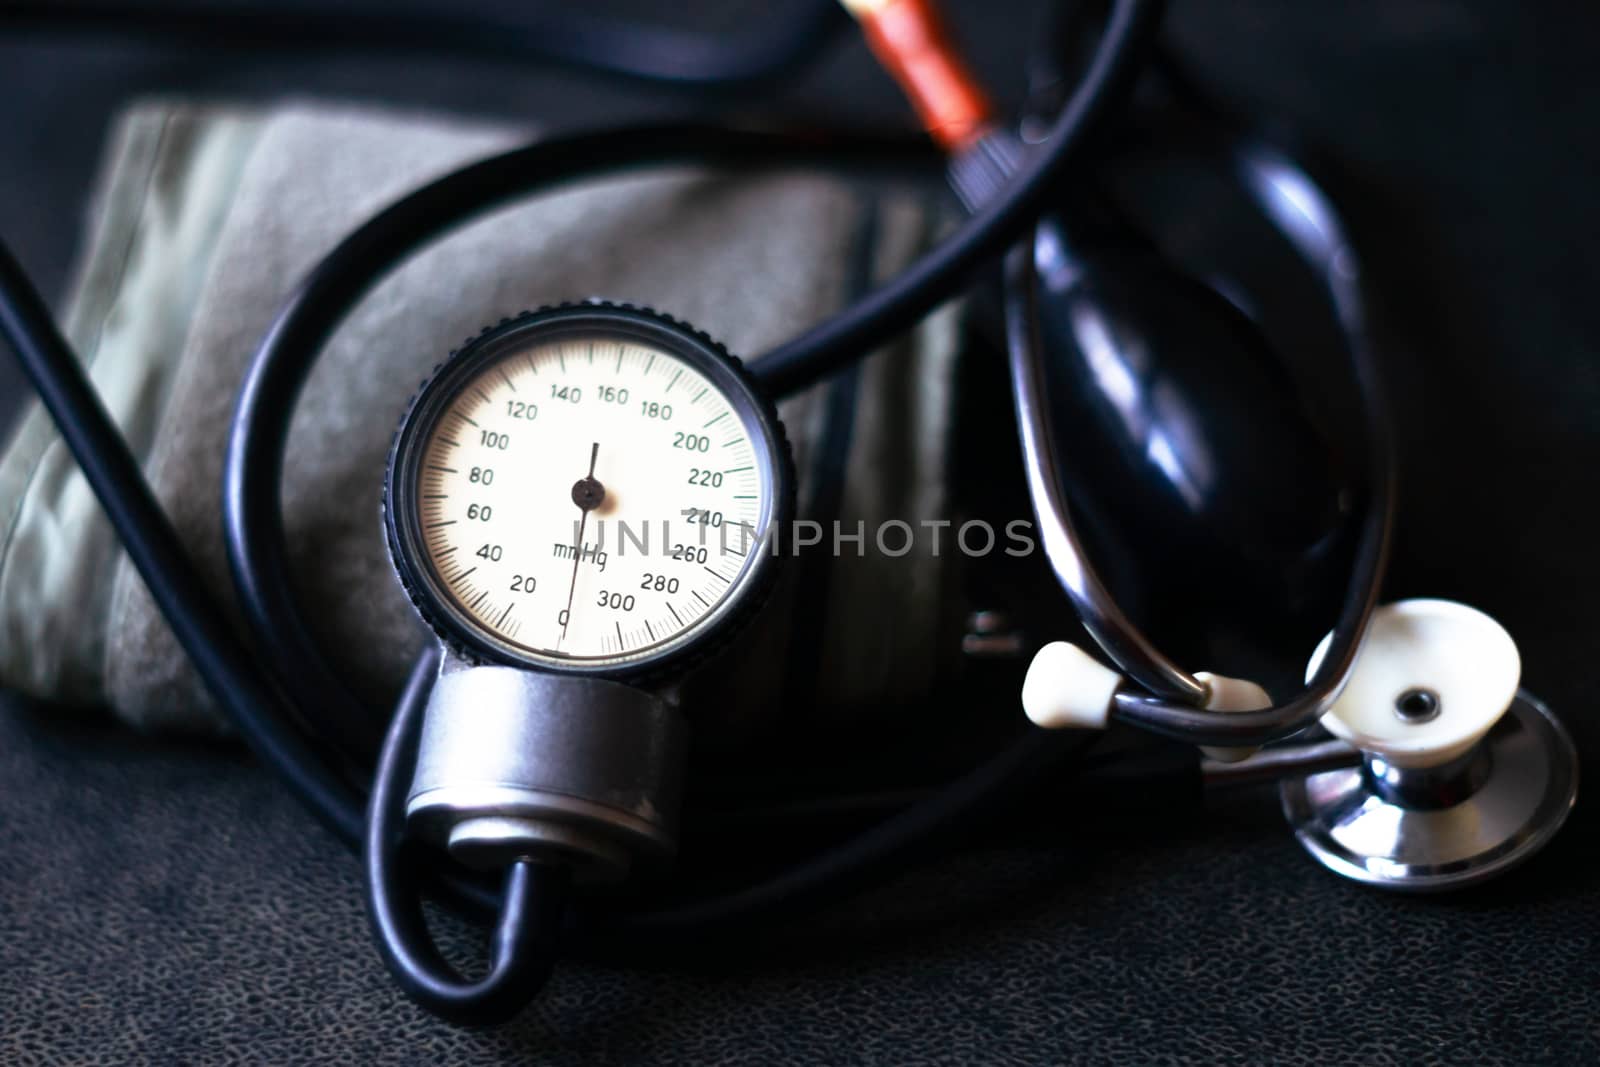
[409,329,773,666]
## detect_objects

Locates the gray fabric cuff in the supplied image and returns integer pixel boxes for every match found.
[0,102,957,733]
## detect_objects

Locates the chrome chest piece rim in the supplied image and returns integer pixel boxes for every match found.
[1280,599,1579,891]
[1280,689,1578,891]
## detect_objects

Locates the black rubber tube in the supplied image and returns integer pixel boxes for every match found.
[0,0,1165,1011]
[592,728,1098,942]
[0,239,366,847]
[365,647,569,1024]
[223,0,1165,773]
[226,123,942,765]
[360,653,1101,941]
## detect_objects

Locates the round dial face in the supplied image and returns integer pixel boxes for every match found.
[389,307,786,674]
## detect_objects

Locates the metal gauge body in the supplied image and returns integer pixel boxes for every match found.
[386,304,791,678]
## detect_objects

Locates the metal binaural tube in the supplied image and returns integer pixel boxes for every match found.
[1201,739,1360,789]
[1005,242,1211,705]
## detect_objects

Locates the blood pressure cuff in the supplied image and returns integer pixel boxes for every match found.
[0,102,958,733]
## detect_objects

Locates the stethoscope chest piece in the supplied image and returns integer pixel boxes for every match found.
[1280,599,1578,891]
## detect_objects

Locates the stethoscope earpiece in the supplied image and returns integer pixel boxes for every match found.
[1280,599,1578,891]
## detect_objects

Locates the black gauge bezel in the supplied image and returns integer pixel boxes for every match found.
[385,302,792,679]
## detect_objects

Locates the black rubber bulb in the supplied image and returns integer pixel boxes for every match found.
[1029,193,1353,654]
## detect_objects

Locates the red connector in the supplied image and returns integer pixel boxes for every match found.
[843,0,996,153]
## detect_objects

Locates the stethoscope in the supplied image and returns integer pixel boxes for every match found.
[0,0,1577,1026]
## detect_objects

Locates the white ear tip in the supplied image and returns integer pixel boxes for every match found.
[1194,671,1272,763]
[1022,642,1122,730]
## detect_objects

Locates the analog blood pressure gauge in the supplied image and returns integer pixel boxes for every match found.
[387,304,792,878]
[387,303,791,678]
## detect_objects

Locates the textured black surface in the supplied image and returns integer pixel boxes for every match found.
[5,1,1600,1063]
[5,700,1599,1065]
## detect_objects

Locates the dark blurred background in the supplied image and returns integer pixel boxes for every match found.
[3,2,1600,1063]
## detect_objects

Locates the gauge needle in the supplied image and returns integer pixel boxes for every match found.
[559,442,603,646]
